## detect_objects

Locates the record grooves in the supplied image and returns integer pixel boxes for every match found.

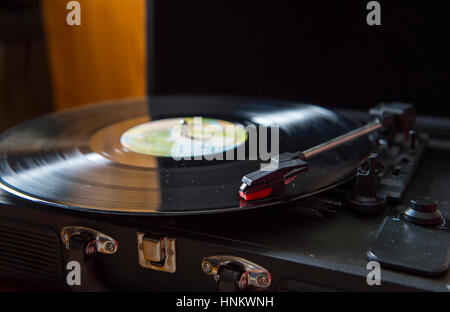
[0,96,372,215]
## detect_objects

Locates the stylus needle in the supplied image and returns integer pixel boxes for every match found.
[239,119,383,201]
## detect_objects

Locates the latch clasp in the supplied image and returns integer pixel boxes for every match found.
[201,255,271,291]
[61,226,118,255]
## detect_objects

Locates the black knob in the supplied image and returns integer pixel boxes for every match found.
[403,197,442,225]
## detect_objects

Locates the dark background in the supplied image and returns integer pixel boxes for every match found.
[149,1,450,116]
[0,0,52,132]
[0,0,449,134]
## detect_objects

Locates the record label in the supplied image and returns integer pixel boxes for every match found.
[120,117,247,158]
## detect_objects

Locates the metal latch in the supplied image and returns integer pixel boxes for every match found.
[137,232,176,273]
[201,255,271,291]
[61,226,118,254]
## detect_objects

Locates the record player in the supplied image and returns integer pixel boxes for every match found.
[0,95,448,292]
[0,1,449,292]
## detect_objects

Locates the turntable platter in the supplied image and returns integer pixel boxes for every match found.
[0,96,372,215]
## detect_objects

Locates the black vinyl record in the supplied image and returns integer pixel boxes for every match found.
[0,96,372,215]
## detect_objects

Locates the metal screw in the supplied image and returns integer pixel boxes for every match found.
[202,261,212,273]
[167,249,174,256]
[62,233,68,241]
[104,241,115,253]
[257,275,270,287]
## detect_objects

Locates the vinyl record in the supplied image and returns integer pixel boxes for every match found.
[0,96,372,215]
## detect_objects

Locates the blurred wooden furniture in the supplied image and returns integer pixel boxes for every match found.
[0,1,53,132]
[41,0,146,110]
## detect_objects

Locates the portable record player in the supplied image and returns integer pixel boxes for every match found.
[0,95,448,292]
[1,1,450,293]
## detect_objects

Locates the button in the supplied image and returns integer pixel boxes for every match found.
[410,197,437,213]
[142,235,165,263]
[403,197,442,225]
